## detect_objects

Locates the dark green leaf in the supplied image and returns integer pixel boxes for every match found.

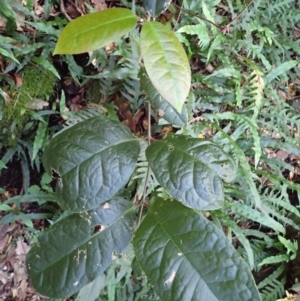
[146,136,236,210]
[141,22,191,113]
[26,203,135,298]
[43,116,140,212]
[142,0,171,17]
[140,69,187,126]
[88,196,134,227]
[133,198,261,301]
[53,8,137,55]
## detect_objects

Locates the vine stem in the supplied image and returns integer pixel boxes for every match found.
[172,3,222,29]
[173,0,255,32]
[137,101,152,228]
[221,0,254,33]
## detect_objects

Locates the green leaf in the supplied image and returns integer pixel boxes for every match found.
[177,21,210,50]
[42,116,140,212]
[133,198,261,301]
[139,69,187,126]
[0,47,19,63]
[146,136,237,210]
[75,274,105,301]
[32,118,48,161]
[259,254,290,266]
[141,22,191,113]
[32,57,60,79]
[142,0,171,17]
[1,212,52,225]
[264,60,298,85]
[230,202,285,234]
[0,160,7,169]
[26,200,135,298]
[53,8,137,55]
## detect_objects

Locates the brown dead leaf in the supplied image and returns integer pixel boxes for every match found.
[0,269,13,285]
[276,150,289,160]
[91,0,107,11]
[0,224,9,241]
[157,109,164,117]
[15,239,30,257]
[0,234,9,253]
[14,74,22,88]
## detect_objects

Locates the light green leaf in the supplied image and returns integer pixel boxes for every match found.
[259,254,290,266]
[264,60,298,84]
[42,116,140,212]
[53,8,137,55]
[0,204,14,211]
[133,198,262,301]
[26,200,135,298]
[146,136,237,210]
[141,22,191,113]
[0,160,7,169]
[139,69,187,126]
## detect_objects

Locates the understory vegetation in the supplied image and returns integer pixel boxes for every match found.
[1,0,300,300]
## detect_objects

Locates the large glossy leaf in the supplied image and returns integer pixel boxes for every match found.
[146,136,237,210]
[133,198,261,301]
[26,199,135,298]
[43,116,140,212]
[140,69,187,126]
[53,8,137,55]
[141,22,191,113]
[142,0,171,17]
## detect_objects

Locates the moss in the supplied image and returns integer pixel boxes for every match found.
[1,65,57,145]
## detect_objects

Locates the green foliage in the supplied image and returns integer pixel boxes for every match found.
[1,0,299,300]
[133,198,261,301]
[146,136,237,209]
[53,8,137,55]
[141,21,191,112]
[23,6,263,301]
[42,116,140,212]
[1,65,56,143]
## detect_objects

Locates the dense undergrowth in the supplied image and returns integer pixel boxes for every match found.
[1,0,300,300]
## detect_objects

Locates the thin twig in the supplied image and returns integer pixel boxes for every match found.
[137,101,152,228]
[172,3,222,29]
[188,116,206,124]
[173,0,255,33]
[60,0,72,21]
[221,0,254,33]
[173,2,184,31]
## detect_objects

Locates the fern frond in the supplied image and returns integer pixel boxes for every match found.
[248,70,265,120]
[257,264,286,301]
[229,201,285,233]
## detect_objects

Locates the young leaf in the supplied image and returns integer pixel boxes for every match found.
[146,136,237,210]
[133,198,262,301]
[53,8,137,55]
[141,22,191,113]
[26,201,135,298]
[42,116,140,212]
[139,69,187,126]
